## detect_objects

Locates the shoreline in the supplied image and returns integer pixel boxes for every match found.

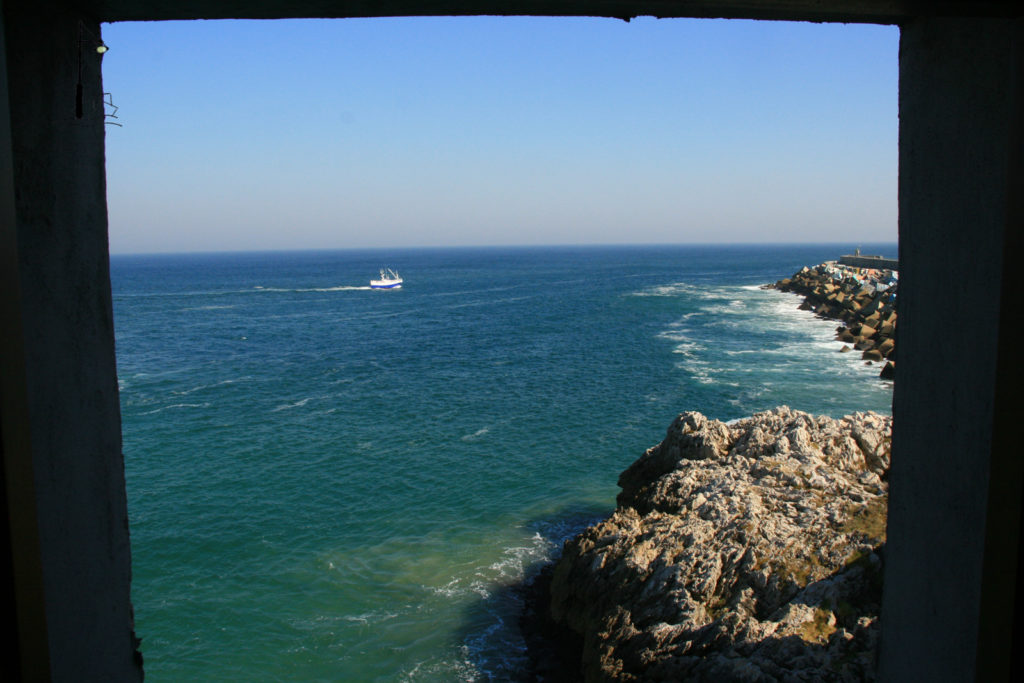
[518,260,896,680]
[767,260,898,379]
[519,407,890,681]
[518,564,585,682]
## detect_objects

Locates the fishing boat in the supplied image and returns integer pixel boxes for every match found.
[370,268,403,289]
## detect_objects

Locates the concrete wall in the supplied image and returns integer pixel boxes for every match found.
[1,4,50,679]
[881,17,1023,681]
[83,0,916,23]
[837,255,898,270]
[2,1,141,679]
[1,2,1022,681]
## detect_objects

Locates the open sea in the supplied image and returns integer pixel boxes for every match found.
[111,244,894,681]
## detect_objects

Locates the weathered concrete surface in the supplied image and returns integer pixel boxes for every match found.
[3,2,1023,680]
[81,0,920,23]
[3,2,141,680]
[0,6,51,680]
[838,254,898,270]
[883,17,1024,681]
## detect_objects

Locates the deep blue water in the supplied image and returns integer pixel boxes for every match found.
[112,244,894,681]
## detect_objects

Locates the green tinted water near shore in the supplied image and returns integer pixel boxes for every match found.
[113,245,893,680]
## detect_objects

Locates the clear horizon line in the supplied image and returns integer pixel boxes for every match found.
[109,240,898,258]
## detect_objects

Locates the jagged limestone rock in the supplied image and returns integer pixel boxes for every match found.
[549,406,890,682]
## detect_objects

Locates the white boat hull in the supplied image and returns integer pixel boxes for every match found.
[370,268,402,289]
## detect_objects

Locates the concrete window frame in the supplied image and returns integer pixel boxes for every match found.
[2,1,1022,680]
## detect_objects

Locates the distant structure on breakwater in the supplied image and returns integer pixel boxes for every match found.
[838,248,899,271]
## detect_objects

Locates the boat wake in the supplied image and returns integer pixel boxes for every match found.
[253,285,373,292]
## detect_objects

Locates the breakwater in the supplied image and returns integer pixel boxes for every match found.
[770,261,898,379]
[528,407,890,681]
[838,253,899,271]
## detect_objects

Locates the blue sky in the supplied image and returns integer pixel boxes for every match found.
[101,17,898,254]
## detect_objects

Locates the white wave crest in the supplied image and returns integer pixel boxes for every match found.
[628,282,698,297]
[461,427,490,442]
[138,402,210,415]
[271,397,315,412]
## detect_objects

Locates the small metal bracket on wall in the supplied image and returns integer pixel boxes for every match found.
[104,93,122,127]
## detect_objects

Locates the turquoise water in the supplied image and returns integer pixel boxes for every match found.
[112,245,894,681]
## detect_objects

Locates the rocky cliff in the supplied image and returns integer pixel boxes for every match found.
[545,407,890,682]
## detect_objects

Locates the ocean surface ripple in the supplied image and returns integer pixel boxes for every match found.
[112,245,893,681]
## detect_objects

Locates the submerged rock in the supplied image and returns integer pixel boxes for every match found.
[547,406,890,682]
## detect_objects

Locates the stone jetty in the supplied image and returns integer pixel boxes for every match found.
[770,262,898,379]
[532,407,890,682]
